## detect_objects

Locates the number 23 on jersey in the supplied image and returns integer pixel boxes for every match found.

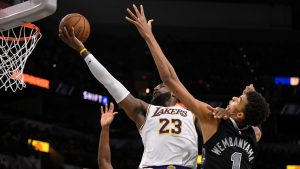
[159,118,182,136]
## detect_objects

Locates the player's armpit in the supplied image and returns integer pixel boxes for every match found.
[119,94,148,129]
[252,126,262,142]
[194,117,202,135]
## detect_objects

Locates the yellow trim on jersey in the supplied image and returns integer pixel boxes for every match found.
[197,155,202,164]
[170,133,182,137]
[139,104,151,131]
[167,165,176,169]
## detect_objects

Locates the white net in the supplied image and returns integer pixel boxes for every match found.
[0,23,41,92]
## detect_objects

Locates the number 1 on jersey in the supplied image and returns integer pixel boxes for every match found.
[231,152,242,169]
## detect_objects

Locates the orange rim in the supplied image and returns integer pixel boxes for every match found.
[0,23,41,41]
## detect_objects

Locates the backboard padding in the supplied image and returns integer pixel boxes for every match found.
[0,0,57,31]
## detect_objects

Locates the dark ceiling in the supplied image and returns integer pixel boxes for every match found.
[2,0,299,104]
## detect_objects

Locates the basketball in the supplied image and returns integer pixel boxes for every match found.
[59,13,90,43]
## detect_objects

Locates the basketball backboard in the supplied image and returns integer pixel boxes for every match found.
[0,0,57,31]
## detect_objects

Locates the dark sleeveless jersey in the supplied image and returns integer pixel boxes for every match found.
[201,118,257,169]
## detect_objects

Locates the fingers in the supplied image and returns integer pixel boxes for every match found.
[206,105,215,111]
[127,8,138,20]
[62,27,71,40]
[59,28,69,41]
[101,103,117,115]
[244,84,256,93]
[126,4,149,26]
[60,26,76,40]
[212,107,228,119]
[148,19,154,27]
[58,29,66,42]
[113,112,118,116]
[212,107,219,118]
[125,16,138,25]
[133,4,141,17]
[249,84,255,91]
[70,27,76,37]
[140,5,145,17]
[109,102,114,112]
[215,112,228,119]
[222,115,229,120]
[105,104,108,113]
[58,29,63,37]
[100,106,104,115]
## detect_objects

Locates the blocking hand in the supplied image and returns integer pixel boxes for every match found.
[100,102,118,128]
[207,105,229,120]
[125,4,154,39]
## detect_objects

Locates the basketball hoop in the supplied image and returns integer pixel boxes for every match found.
[0,23,42,92]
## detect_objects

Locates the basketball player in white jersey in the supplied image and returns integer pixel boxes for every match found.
[59,25,215,169]
[99,102,202,169]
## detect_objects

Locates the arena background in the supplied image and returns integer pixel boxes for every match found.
[0,0,300,169]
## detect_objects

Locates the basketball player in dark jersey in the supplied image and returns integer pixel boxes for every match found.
[201,85,264,169]
[126,4,270,169]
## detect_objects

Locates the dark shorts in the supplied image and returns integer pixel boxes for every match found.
[143,165,191,169]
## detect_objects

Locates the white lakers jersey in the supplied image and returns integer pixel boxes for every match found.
[139,104,198,169]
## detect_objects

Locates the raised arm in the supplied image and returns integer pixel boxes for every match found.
[98,103,117,169]
[125,5,219,142]
[58,27,148,129]
[125,5,212,120]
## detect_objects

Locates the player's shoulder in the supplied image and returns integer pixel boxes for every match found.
[176,102,187,109]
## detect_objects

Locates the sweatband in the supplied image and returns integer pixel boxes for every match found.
[84,54,130,103]
[80,48,87,56]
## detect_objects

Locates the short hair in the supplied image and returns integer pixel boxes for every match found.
[243,91,270,126]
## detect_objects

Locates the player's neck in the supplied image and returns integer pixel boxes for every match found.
[151,92,175,106]
[231,117,246,128]
[165,98,177,107]
[154,98,176,107]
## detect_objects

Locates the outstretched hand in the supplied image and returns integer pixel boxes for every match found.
[100,103,118,128]
[125,4,154,39]
[243,84,256,94]
[207,105,229,120]
[58,27,85,53]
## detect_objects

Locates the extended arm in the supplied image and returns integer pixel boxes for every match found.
[59,27,148,129]
[98,103,117,169]
[99,126,113,169]
[125,5,219,142]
